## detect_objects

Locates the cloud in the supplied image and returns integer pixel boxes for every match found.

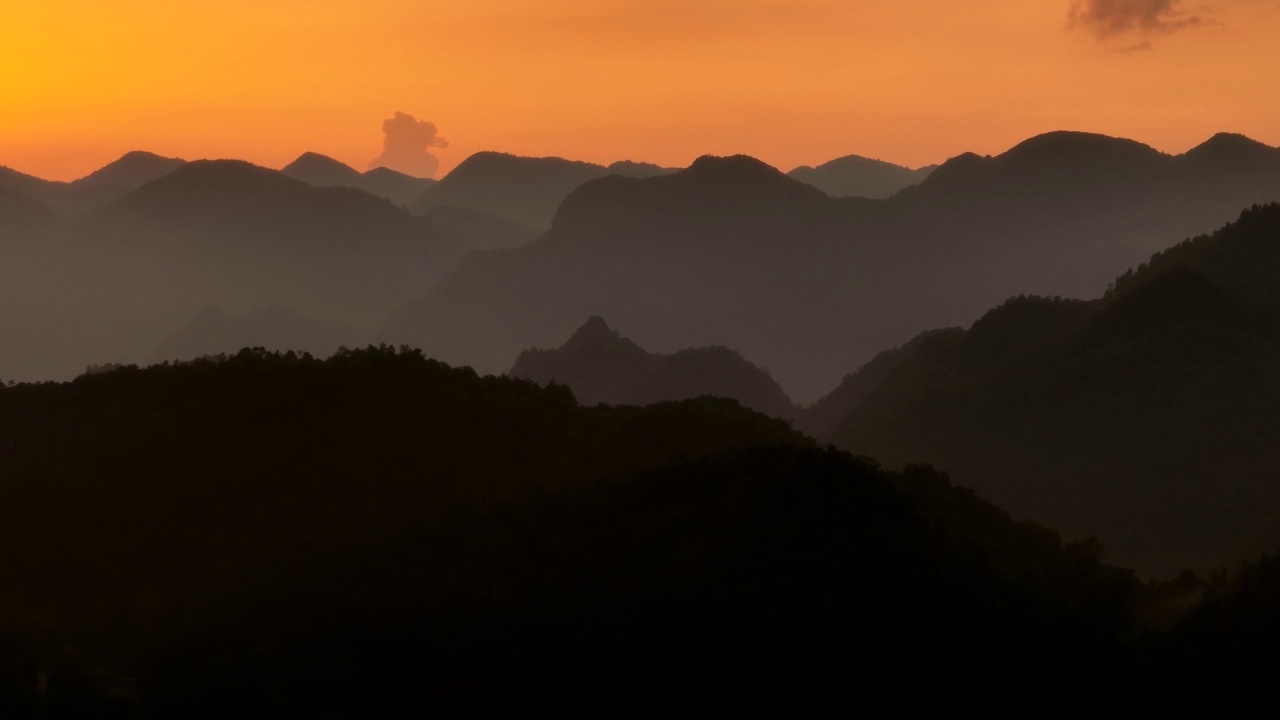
[369,112,448,178]
[1068,0,1205,39]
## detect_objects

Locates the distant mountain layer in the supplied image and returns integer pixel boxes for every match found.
[150,306,358,364]
[788,155,935,198]
[0,151,186,214]
[0,159,471,384]
[510,316,799,418]
[281,152,436,206]
[383,131,1280,403]
[801,204,1280,576]
[409,151,676,228]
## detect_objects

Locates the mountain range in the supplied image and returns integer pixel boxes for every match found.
[0,150,185,214]
[408,152,676,228]
[281,151,437,206]
[787,154,935,198]
[383,131,1280,403]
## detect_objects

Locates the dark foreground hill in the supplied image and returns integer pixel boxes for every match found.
[0,347,1156,715]
[409,151,675,228]
[511,315,799,418]
[787,154,934,198]
[384,132,1280,403]
[802,204,1280,576]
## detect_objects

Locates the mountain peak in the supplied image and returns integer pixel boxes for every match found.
[74,151,186,189]
[1003,131,1164,162]
[564,315,623,349]
[1182,132,1278,168]
[281,152,363,186]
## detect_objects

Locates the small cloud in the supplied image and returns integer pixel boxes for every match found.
[369,112,448,178]
[1069,0,1205,42]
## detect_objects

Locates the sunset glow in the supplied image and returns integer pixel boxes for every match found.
[3,0,1278,179]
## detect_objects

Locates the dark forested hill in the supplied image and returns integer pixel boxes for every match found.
[511,315,799,418]
[802,204,1280,575]
[787,154,934,198]
[0,347,1146,714]
[408,151,675,228]
[382,132,1280,403]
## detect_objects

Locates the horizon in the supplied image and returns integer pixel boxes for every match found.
[4,1,1279,181]
[6,127,1274,184]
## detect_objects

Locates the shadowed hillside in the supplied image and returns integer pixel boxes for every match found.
[408,151,675,228]
[510,315,799,418]
[788,154,934,198]
[0,347,1142,714]
[1,151,186,214]
[282,152,437,206]
[383,132,1280,403]
[802,204,1280,575]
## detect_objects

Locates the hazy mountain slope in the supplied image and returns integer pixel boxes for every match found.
[149,306,359,363]
[510,315,799,418]
[282,152,437,206]
[0,165,64,206]
[72,150,186,189]
[423,204,539,251]
[803,204,1280,575]
[0,152,186,215]
[409,151,674,229]
[383,132,1280,403]
[0,187,58,237]
[280,151,365,187]
[788,154,934,198]
[0,160,468,383]
[360,166,436,205]
[0,347,1137,713]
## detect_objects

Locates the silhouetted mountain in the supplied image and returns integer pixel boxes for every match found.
[409,151,675,229]
[1,152,186,215]
[73,150,186,189]
[149,305,358,364]
[282,152,438,207]
[802,204,1280,575]
[788,154,934,198]
[511,315,799,418]
[280,151,364,187]
[0,165,62,205]
[384,132,1280,403]
[360,166,436,206]
[0,347,1141,714]
[606,159,676,178]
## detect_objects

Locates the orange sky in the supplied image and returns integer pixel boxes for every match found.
[2,0,1278,180]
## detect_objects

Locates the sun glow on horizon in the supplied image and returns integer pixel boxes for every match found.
[3,0,1278,181]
